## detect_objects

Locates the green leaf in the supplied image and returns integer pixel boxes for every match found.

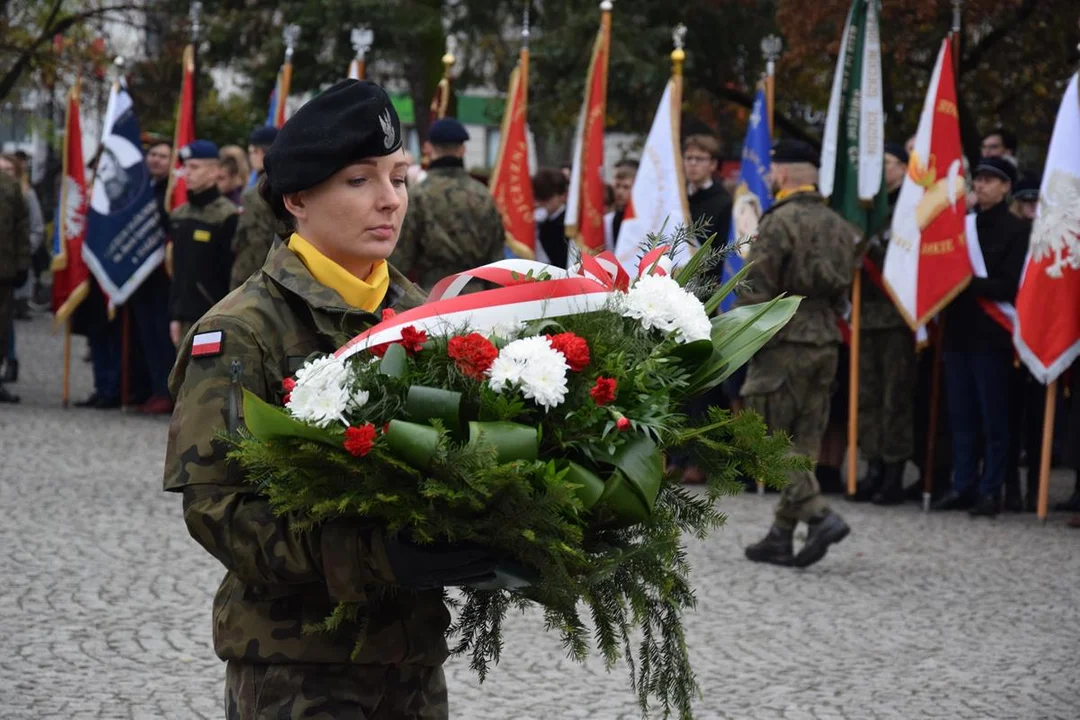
[607,434,664,517]
[563,461,605,509]
[379,343,408,378]
[242,388,342,448]
[703,260,754,315]
[672,232,717,287]
[666,338,714,370]
[467,421,539,462]
[384,419,441,470]
[406,385,464,434]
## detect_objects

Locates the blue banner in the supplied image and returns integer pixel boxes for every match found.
[721,85,773,312]
[82,82,166,305]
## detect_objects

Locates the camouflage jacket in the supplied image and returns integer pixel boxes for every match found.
[859,190,908,331]
[390,158,505,291]
[736,189,857,348]
[163,242,448,667]
[230,176,282,291]
[0,173,30,285]
[169,187,239,322]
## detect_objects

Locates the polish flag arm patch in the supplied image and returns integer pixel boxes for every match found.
[191,330,224,357]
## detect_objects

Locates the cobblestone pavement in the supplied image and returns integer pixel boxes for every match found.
[2,313,1079,720]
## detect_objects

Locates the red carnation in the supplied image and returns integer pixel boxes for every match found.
[344,424,377,457]
[282,393,291,405]
[400,326,428,355]
[590,376,617,406]
[447,333,499,380]
[381,308,397,322]
[282,377,296,393]
[616,416,631,432]
[369,343,389,358]
[548,332,590,372]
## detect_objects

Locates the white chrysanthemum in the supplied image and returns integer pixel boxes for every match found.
[621,273,712,343]
[350,389,371,412]
[286,382,351,428]
[293,355,350,393]
[487,336,569,410]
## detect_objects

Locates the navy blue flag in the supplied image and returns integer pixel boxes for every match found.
[82,80,166,305]
[721,84,773,312]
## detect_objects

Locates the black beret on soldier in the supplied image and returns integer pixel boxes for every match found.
[264,80,403,195]
[771,138,820,168]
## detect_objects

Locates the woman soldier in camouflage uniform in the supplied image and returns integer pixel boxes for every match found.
[164,81,497,720]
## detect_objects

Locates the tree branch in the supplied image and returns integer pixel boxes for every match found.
[712,85,819,147]
[959,0,1040,75]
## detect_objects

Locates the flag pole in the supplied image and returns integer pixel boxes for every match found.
[521,2,530,106]
[62,320,71,408]
[350,27,373,81]
[761,35,782,137]
[1036,380,1058,521]
[847,259,862,496]
[279,24,300,125]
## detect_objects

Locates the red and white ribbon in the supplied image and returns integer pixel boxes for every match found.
[335,247,671,361]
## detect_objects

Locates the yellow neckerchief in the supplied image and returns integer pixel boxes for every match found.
[775,184,819,203]
[287,233,389,312]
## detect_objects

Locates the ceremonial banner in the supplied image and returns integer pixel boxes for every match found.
[1013,73,1080,384]
[819,0,888,235]
[82,80,167,305]
[564,6,611,255]
[491,63,535,258]
[614,80,689,274]
[883,38,971,329]
[167,44,196,212]
[266,75,281,128]
[51,83,90,322]
[722,83,772,312]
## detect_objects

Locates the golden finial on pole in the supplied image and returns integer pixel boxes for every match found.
[441,36,456,80]
[671,23,687,77]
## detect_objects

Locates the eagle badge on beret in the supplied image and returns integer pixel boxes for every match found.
[380,109,396,150]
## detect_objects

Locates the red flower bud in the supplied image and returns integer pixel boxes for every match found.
[381,308,397,322]
[616,416,631,431]
[282,377,296,392]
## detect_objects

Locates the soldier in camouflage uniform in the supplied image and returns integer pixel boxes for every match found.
[738,140,854,568]
[851,143,916,505]
[390,118,505,291]
[168,140,240,347]
[230,126,283,291]
[165,80,496,720]
[0,170,30,403]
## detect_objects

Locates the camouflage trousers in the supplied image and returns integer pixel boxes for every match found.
[225,661,448,720]
[0,285,11,362]
[857,327,916,462]
[741,343,837,530]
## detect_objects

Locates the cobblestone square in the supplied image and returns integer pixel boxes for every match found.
[2,315,1078,719]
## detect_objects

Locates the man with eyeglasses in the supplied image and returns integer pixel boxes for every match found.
[683,135,732,246]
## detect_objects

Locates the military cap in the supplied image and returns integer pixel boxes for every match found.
[771,139,820,168]
[265,80,402,195]
[974,156,1018,187]
[249,126,279,147]
[885,141,909,165]
[1013,173,1040,201]
[429,118,470,144]
[179,139,220,161]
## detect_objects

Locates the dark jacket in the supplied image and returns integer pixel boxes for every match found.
[688,181,733,245]
[860,188,907,330]
[168,186,238,322]
[943,201,1028,353]
[538,206,568,269]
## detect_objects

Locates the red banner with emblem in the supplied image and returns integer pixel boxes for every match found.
[167,44,196,213]
[490,58,535,259]
[52,82,91,323]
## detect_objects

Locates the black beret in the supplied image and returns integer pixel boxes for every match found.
[771,139,820,168]
[429,118,470,144]
[1013,173,1040,200]
[179,139,219,161]
[249,125,278,147]
[264,80,402,195]
[974,156,1018,187]
[885,141,909,165]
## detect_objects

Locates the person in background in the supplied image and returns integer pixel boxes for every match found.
[981,127,1019,168]
[603,184,615,215]
[850,142,917,505]
[739,140,853,566]
[604,159,637,252]
[0,162,29,403]
[531,167,570,268]
[684,134,733,244]
[933,157,1028,517]
[389,118,505,291]
[168,140,238,347]
[217,145,250,206]
[0,154,42,386]
[230,126,282,290]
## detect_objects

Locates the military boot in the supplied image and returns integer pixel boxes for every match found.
[849,458,884,502]
[793,510,850,568]
[872,461,906,505]
[744,526,794,566]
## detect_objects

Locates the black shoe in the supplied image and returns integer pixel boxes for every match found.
[1054,491,1080,513]
[74,393,101,408]
[793,510,850,568]
[1003,491,1023,513]
[0,385,20,403]
[745,526,794,566]
[969,495,999,517]
[872,461,906,506]
[931,490,975,512]
[849,458,883,502]
[1,358,17,383]
[93,395,121,409]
